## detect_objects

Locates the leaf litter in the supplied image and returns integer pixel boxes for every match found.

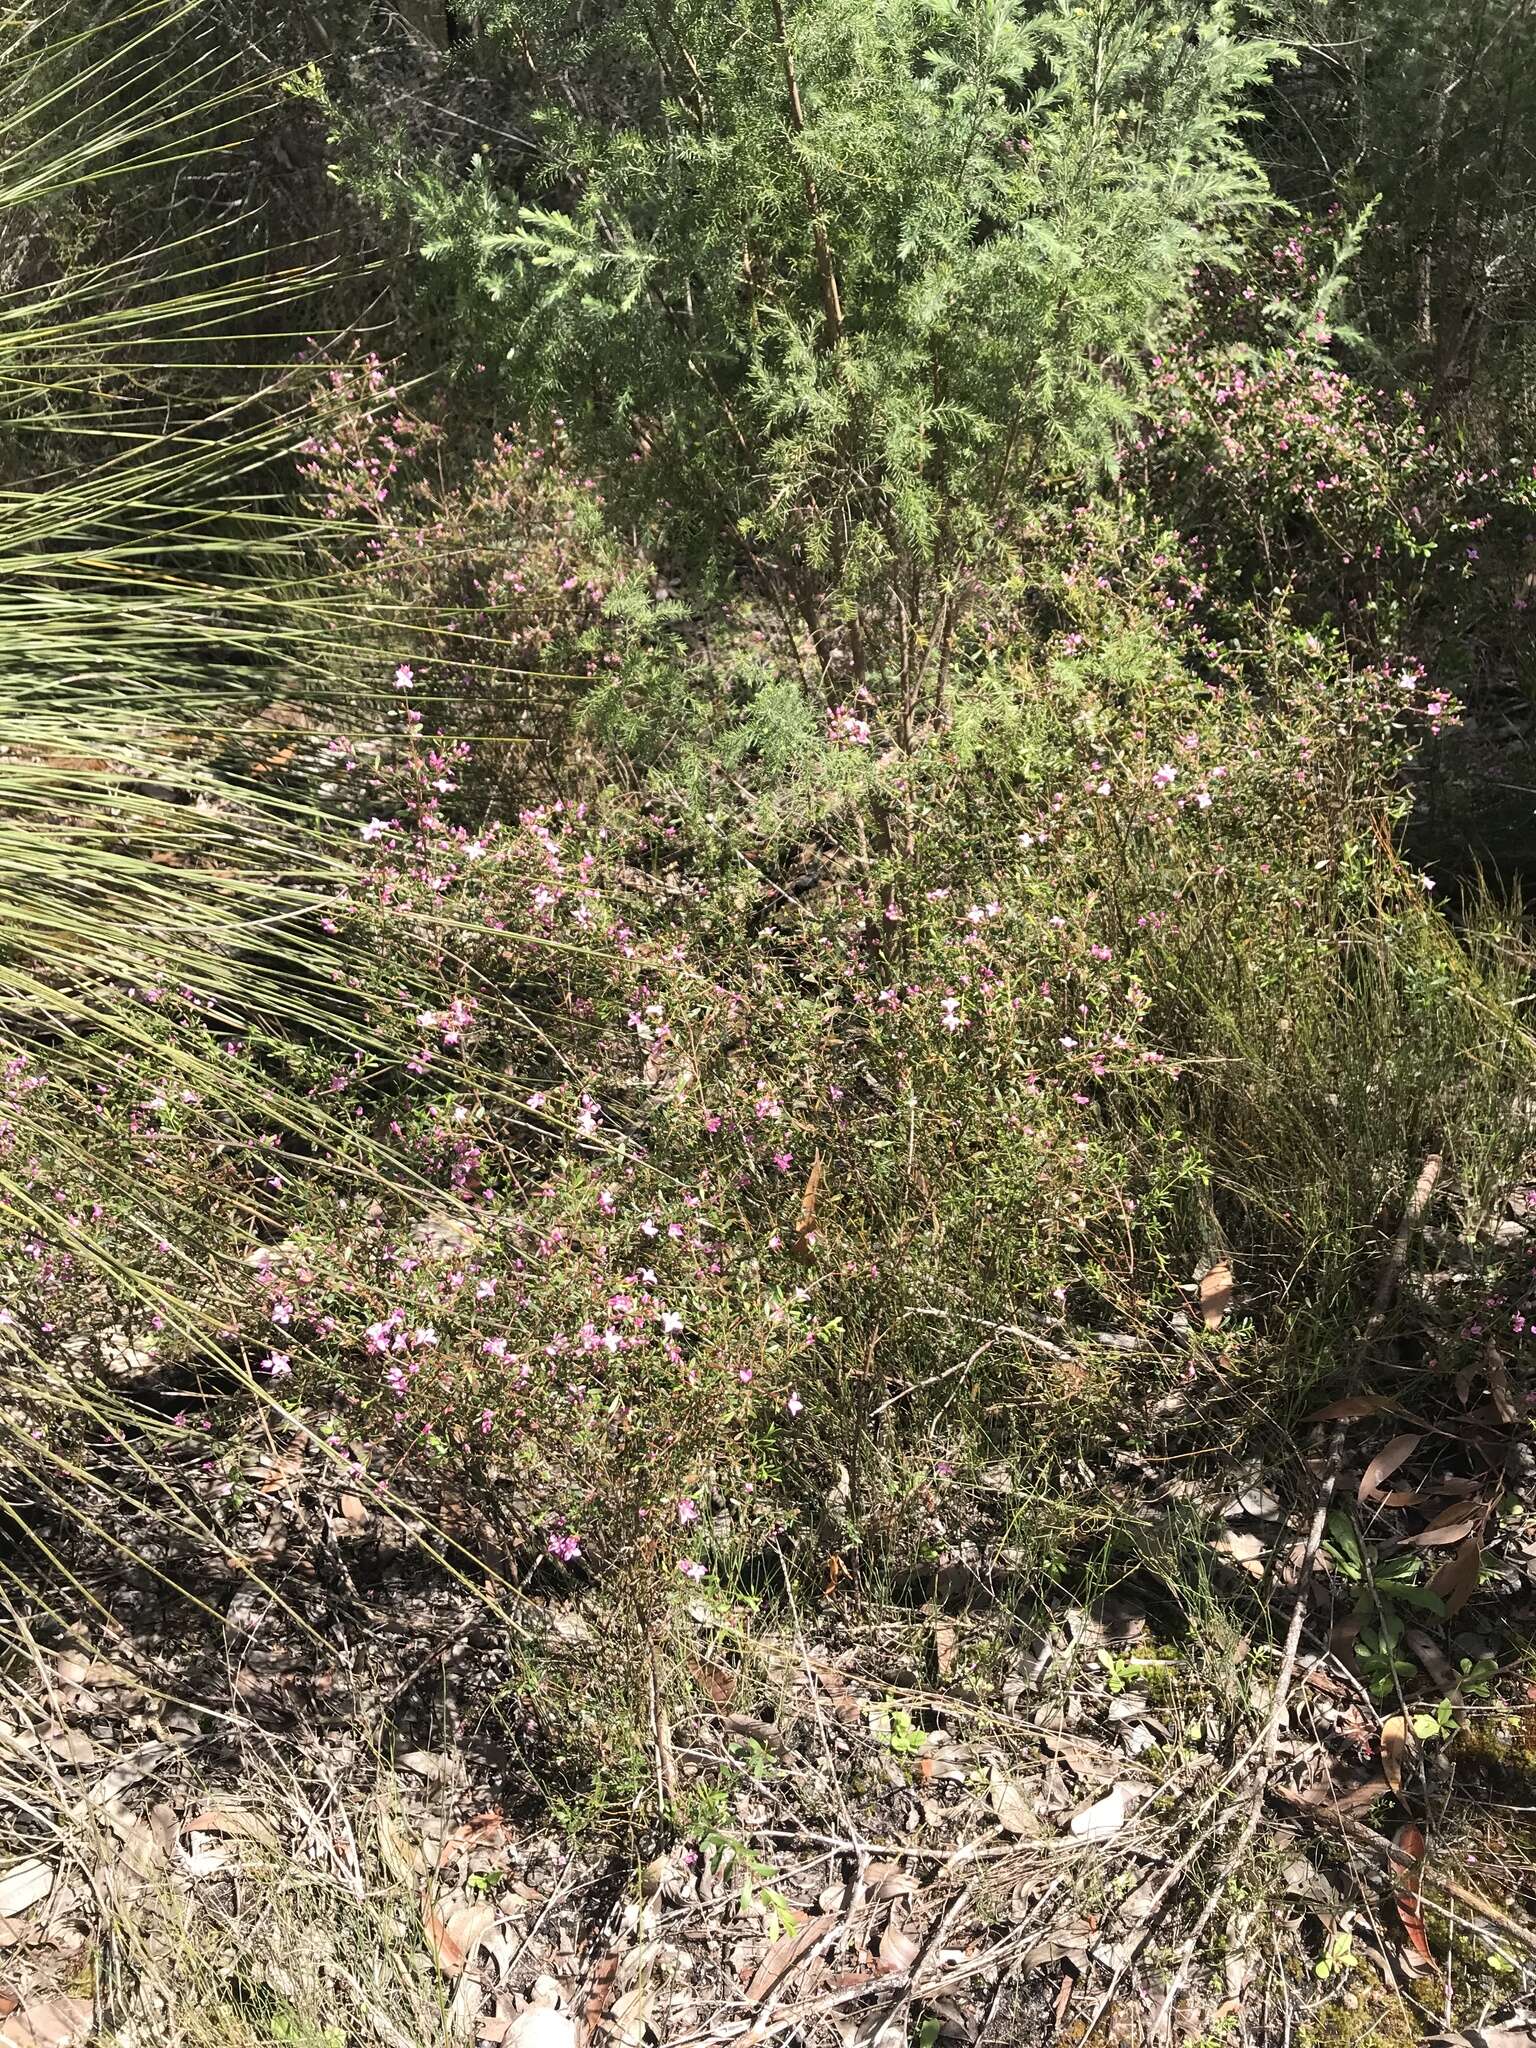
[2,1196,1535,2047]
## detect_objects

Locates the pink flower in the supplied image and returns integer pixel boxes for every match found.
[259,1351,292,1378]
[677,1497,699,1525]
[786,1390,803,1418]
[393,663,414,689]
[677,1557,706,1581]
[547,1532,582,1564]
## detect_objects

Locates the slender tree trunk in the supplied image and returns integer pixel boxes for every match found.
[769,0,844,350]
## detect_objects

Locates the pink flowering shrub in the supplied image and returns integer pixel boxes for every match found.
[298,350,628,744]
[10,278,1533,1622]
[1133,218,1536,699]
[89,478,1504,1590]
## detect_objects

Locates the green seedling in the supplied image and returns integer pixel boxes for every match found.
[1356,1612,1416,1700]
[1314,1927,1357,1983]
[869,1704,927,1756]
[1095,1646,1176,1695]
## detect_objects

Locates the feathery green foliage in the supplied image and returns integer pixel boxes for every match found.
[321,0,1281,711]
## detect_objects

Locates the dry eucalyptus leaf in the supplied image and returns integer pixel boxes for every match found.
[497,2008,578,2048]
[1022,1923,1092,1969]
[1307,1395,1393,1422]
[400,1749,459,1784]
[1428,1536,1482,1618]
[39,1729,96,1769]
[933,1621,958,1683]
[0,1863,52,1920]
[1198,1261,1233,1330]
[1380,1715,1412,1794]
[181,1807,281,1852]
[607,1983,654,2048]
[988,1768,1042,1838]
[424,1900,496,1975]
[745,1913,833,2004]
[1484,1348,1520,1426]
[1214,1527,1267,1574]
[877,1922,919,1975]
[1068,1784,1133,1841]
[1403,1507,1482,1549]
[1358,1434,1422,1506]
[0,1996,93,2048]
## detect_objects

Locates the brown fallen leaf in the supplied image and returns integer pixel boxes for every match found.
[1068,1784,1132,1841]
[1391,1824,1434,1972]
[0,1864,52,1921]
[1275,1773,1393,1816]
[934,1620,958,1683]
[1403,1501,1485,1549]
[1198,1260,1233,1331]
[0,1996,93,2047]
[1306,1395,1396,1422]
[746,1912,834,2004]
[1403,1628,1460,1698]
[686,1657,736,1709]
[181,1808,281,1852]
[863,1862,917,1902]
[581,1950,621,2042]
[423,1900,495,1975]
[607,1983,654,2048]
[989,1768,1042,1838]
[1427,1536,1482,1619]
[877,1921,919,1975]
[38,1728,96,1770]
[1358,1433,1422,1506]
[1484,1349,1520,1426]
[788,1153,824,1264]
[1380,1715,1412,1795]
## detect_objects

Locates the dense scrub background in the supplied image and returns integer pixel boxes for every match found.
[4,0,1536,1801]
